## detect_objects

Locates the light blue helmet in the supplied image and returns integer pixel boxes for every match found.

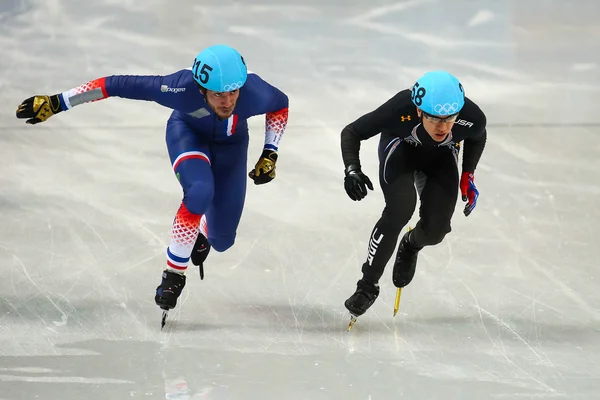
[411,70,465,116]
[192,45,247,92]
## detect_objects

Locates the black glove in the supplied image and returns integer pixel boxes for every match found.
[344,164,374,201]
[16,94,63,125]
[249,149,278,185]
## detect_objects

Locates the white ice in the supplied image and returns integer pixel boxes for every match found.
[1,0,599,399]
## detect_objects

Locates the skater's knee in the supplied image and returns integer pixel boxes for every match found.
[210,234,235,252]
[380,208,411,235]
[183,181,214,215]
[420,220,451,245]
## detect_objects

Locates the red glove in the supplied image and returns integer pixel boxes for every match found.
[460,172,479,217]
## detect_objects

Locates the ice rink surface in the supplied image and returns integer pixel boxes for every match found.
[1,0,599,399]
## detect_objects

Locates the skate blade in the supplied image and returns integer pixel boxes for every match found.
[346,315,358,332]
[393,287,402,317]
[161,310,168,330]
[392,226,411,318]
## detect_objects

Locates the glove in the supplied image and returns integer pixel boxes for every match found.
[249,149,278,185]
[460,171,479,217]
[16,94,63,125]
[344,164,374,201]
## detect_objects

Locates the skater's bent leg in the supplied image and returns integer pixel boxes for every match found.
[166,157,214,273]
[204,137,248,253]
[411,153,459,248]
[360,139,418,284]
[345,137,418,319]
[361,199,415,284]
[361,179,417,284]
[156,118,214,311]
[165,118,214,273]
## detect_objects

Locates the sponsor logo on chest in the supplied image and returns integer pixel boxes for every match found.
[160,85,186,93]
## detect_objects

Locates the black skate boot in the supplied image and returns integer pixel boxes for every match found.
[191,233,210,280]
[344,279,380,317]
[392,230,423,288]
[155,269,186,311]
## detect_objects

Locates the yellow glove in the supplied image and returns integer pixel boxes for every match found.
[248,149,278,185]
[16,95,63,125]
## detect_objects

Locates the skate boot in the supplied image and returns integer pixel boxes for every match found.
[155,269,186,311]
[392,230,422,288]
[344,279,380,317]
[191,233,210,280]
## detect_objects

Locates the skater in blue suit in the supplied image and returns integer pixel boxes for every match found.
[16,45,289,316]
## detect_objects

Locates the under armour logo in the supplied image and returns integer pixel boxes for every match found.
[440,141,460,157]
[400,115,411,122]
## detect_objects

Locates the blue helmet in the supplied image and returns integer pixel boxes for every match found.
[411,71,465,116]
[192,45,247,92]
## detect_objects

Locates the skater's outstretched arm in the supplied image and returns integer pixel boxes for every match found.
[15,69,205,124]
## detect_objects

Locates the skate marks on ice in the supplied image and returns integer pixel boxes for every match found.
[341,0,508,49]
[449,273,558,395]
[3,338,599,399]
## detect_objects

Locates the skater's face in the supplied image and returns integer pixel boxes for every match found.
[204,89,240,119]
[417,108,458,142]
